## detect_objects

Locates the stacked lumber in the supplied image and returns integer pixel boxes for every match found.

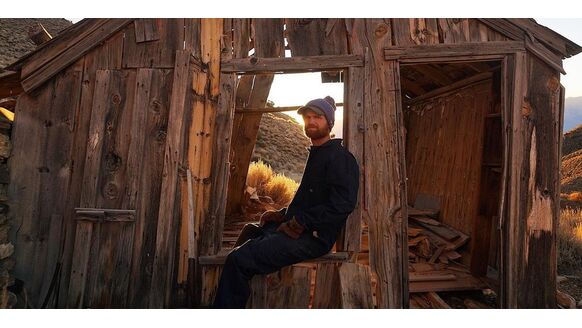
[407,206,470,266]
[407,205,491,307]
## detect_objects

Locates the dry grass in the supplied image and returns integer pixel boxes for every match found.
[567,192,582,202]
[558,208,582,274]
[265,174,299,207]
[246,160,273,196]
[245,161,299,214]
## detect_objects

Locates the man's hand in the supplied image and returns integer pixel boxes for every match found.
[276,217,305,239]
[259,210,285,226]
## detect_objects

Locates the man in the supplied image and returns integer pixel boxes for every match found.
[213,96,359,308]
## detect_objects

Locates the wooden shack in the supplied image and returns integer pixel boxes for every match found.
[3,18,580,309]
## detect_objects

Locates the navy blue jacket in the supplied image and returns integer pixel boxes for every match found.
[282,138,360,248]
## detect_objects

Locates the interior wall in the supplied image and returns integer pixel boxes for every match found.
[405,80,493,237]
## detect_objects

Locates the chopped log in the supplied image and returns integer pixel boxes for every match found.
[408,227,423,237]
[28,23,52,46]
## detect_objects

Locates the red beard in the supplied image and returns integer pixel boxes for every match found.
[304,125,329,140]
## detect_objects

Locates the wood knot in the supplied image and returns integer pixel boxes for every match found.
[103,182,119,199]
[112,94,121,105]
[151,99,162,113]
[372,123,379,130]
[155,130,167,143]
[375,23,389,37]
[105,152,122,171]
[521,101,532,117]
[250,57,258,65]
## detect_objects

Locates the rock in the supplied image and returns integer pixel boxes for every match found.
[0,134,10,159]
[0,243,14,260]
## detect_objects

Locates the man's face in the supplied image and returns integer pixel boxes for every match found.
[302,110,330,140]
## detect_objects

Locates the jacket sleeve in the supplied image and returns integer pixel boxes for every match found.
[293,152,359,232]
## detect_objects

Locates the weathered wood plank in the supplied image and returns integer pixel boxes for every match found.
[134,18,160,43]
[221,54,364,74]
[384,41,525,61]
[25,64,83,307]
[247,275,268,308]
[8,76,54,308]
[266,266,311,308]
[337,66,364,253]
[437,18,470,44]
[207,19,238,256]
[392,19,439,46]
[184,19,202,59]
[338,263,373,308]
[312,263,341,308]
[126,68,174,307]
[123,19,185,69]
[149,50,192,308]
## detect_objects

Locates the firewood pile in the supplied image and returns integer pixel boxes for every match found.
[406,205,492,308]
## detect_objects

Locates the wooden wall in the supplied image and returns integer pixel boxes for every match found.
[9,19,207,308]
[405,80,493,237]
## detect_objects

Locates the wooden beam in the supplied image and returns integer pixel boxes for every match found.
[384,41,525,62]
[234,102,345,114]
[407,71,493,106]
[225,18,284,217]
[21,19,133,93]
[221,54,363,74]
[525,38,566,74]
[198,251,350,265]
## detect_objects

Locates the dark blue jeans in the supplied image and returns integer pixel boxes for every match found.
[213,222,330,308]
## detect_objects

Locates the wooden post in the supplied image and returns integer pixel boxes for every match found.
[503,52,560,308]
[350,19,409,309]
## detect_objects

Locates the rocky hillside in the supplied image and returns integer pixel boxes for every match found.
[562,125,582,196]
[0,18,72,69]
[252,112,310,182]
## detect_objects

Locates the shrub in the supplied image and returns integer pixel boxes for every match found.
[265,174,299,208]
[246,160,273,196]
[567,192,582,202]
[558,208,582,274]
